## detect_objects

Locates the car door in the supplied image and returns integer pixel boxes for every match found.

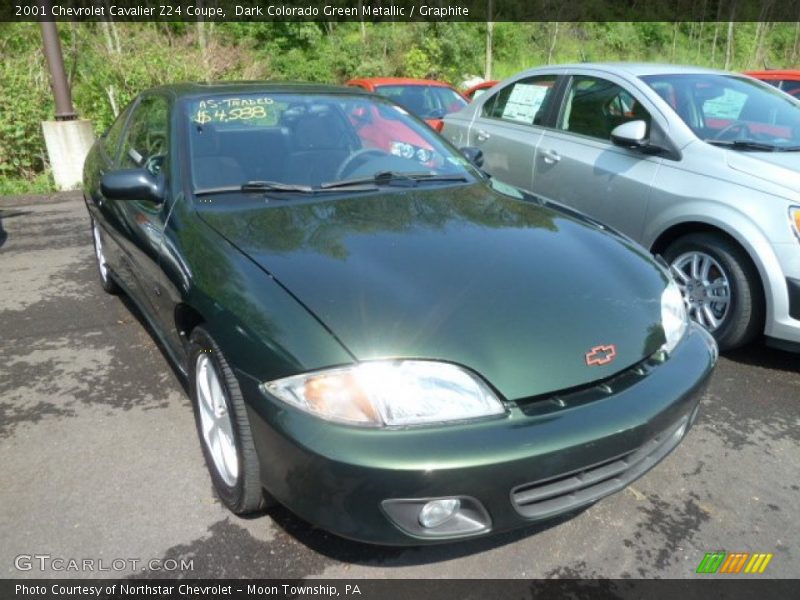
[465,74,560,190]
[532,72,662,240]
[111,94,172,320]
[85,101,141,293]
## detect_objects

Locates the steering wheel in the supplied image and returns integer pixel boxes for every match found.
[335,149,390,180]
[713,120,753,141]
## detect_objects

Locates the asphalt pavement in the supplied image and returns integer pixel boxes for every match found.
[1,192,797,579]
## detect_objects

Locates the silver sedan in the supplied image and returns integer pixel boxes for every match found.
[443,63,800,351]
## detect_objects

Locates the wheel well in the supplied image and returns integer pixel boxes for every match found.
[651,222,733,258]
[174,303,204,345]
[651,221,767,327]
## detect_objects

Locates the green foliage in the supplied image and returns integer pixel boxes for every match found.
[3,20,800,191]
[0,171,54,196]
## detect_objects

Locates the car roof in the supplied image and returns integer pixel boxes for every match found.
[524,62,734,78]
[145,81,368,99]
[745,69,800,79]
[349,77,456,88]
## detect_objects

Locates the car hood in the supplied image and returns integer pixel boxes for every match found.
[198,184,670,400]
[726,150,800,194]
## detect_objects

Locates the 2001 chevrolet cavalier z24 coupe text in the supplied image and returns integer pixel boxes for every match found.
[83,83,717,545]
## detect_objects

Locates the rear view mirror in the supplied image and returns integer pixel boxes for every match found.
[460,146,484,168]
[101,169,164,204]
[610,120,648,149]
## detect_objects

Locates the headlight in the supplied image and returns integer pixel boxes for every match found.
[390,141,415,159]
[416,148,432,162]
[263,360,505,427]
[789,206,800,241]
[390,141,434,163]
[661,279,688,354]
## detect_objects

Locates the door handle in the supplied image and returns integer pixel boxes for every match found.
[476,129,491,142]
[540,149,561,164]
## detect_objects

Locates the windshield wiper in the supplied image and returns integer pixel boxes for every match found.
[320,171,468,189]
[704,139,782,152]
[194,180,316,196]
[194,179,380,197]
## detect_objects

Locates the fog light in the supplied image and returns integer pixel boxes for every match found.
[418,498,460,528]
[382,496,491,538]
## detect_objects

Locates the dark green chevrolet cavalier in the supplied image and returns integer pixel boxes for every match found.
[83,83,717,545]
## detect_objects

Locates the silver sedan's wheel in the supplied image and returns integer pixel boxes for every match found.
[664,233,764,351]
[195,353,239,487]
[670,251,731,332]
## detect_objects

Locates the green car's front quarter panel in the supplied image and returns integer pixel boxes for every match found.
[161,198,354,382]
[237,325,715,545]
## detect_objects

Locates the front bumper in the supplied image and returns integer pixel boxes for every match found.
[765,242,800,345]
[239,324,716,545]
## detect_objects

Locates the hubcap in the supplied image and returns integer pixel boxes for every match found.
[195,354,239,486]
[670,251,731,332]
[93,222,109,281]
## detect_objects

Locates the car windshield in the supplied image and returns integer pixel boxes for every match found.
[641,73,800,150]
[186,92,474,192]
[374,85,468,120]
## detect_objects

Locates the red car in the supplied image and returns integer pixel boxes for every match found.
[463,80,499,101]
[745,70,800,97]
[346,77,468,131]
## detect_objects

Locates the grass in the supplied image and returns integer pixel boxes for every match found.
[0,171,56,197]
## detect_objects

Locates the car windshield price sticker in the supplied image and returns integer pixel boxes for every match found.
[193,96,276,125]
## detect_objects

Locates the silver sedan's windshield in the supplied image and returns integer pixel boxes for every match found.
[641,73,800,150]
[185,93,474,192]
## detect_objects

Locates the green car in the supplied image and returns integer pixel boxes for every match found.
[83,83,717,545]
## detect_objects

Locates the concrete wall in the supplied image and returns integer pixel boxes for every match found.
[41,120,95,191]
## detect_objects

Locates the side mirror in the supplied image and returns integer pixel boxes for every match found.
[460,146,484,168]
[610,120,648,149]
[101,169,164,203]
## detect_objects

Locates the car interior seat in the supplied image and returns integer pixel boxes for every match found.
[191,124,246,189]
[282,104,358,185]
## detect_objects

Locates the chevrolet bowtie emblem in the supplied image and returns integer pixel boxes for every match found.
[585,344,617,366]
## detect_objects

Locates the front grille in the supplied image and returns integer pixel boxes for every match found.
[511,414,690,519]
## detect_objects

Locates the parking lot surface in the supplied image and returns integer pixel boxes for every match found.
[1,192,797,579]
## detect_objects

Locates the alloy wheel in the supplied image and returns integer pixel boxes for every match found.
[92,221,109,281]
[670,251,731,331]
[195,354,239,487]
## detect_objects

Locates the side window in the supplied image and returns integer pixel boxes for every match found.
[481,75,557,126]
[560,76,651,141]
[119,95,169,174]
[779,80,800,97]
[102,103,133,160]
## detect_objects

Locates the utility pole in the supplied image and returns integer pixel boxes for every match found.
[39,19,94,190]
[40,21,77,120]
[485,0,494,80]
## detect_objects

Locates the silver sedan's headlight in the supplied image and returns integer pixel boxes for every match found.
[263,360,506,427]
[661,279,688,354]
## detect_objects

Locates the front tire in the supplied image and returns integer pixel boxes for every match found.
[664,233,763,351]
[188,327,266,514]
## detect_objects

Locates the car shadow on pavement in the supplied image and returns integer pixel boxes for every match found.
[116,292,190,394]
[263,501,589,566]
[0,209,32,249]
[725,339,800,374]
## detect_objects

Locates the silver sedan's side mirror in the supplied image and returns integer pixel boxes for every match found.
[610,120,648,149]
